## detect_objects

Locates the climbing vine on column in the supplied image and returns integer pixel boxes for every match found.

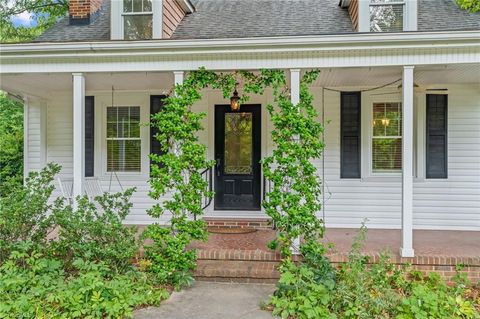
[261,70,325,258]
[143,68,325,289]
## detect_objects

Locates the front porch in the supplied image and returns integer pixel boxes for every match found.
[190,226,480,283]
[2,60,479,258]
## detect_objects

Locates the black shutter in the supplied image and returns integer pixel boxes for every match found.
[150,95,167,172]
[340,92,361,178]
[426,94,448,179]
[85,96,95,177]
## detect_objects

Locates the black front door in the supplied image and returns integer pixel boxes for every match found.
[214,105,261,210]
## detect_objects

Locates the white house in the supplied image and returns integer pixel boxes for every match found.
[1,0,479,258]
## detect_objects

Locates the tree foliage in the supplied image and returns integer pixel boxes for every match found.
[0,0,68,42]
[456,0,480,13]
[0,93,23,197]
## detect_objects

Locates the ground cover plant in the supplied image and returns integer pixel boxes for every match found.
[0,164,169,318]
[268,225,480,319]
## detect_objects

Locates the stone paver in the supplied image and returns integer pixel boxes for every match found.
[134,281,276,319]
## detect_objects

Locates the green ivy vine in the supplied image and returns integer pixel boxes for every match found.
[144,68,325,288]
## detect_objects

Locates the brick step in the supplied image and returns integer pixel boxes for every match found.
[197,249,282,262]
[194,259,280,282]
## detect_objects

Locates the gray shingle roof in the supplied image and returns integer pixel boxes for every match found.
[34,0,479,42]
[172,0,354,39]
[35,0,110,42]
[418,0,480,31]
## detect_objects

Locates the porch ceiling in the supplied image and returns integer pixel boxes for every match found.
[314,64,480,87]
[1,64,478,100]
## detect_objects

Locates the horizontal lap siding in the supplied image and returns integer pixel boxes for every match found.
[413,87,480,230]
[348,0,359,31]
[321,89,402,229]
[45,94,164,224]
[40,86,479,231]
[27,103,44,171]
[162,0,185,38]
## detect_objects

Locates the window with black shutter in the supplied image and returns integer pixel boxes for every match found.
[150,95,167,173]
[341,92,361,178]
[85,96,95,177]
[426,94,448,179]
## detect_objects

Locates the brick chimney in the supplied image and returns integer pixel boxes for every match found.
[69,0,104,25]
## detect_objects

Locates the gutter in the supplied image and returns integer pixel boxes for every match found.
[1,31,479,55]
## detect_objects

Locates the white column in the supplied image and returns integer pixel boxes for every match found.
[400,66,415,258]
[72,73,85,202]
[174,71,184,86]
[23,96,29,184]
[290,69,300,106]
[290,68,301,254]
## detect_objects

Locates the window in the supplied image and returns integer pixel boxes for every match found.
[372,102,402,172]
[370,0,404,32]
[106,106,141,172]
[123,0,153,40]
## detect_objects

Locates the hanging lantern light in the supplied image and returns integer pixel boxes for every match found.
[230,83,240,111]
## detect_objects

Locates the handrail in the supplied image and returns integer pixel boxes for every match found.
[200,167,213,211]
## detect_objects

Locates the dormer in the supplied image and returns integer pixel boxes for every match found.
[340,0,417,32]
[110,0,194,40]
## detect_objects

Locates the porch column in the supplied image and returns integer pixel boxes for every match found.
[400,66,415,257]
[23,96,29,184]
[72,73,85,202]
[174,71,184,86]
[290,68,301,254]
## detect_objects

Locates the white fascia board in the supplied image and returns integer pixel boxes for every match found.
[176,0,194,13]
[0,31,479,73]
[1,31,479,54]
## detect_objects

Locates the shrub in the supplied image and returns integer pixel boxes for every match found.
[0,244,169,319]
[52,189,140,273]
[271,259,335,319]
[0,163,60,262]
[269,225,480,319]
[142,220,207,289]
[0,93,23,197]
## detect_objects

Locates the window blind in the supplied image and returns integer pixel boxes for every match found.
[106,106,141,172]
[372,102,402,172]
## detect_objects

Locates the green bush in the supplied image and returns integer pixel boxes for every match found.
[0,163,60,262]
[0,93,23,196]
[52,189,140,273]
[0,243,169,319]
[0,164,170,318]
[269,225,480,319]
[142,220,207,289]
[271,260,335,319]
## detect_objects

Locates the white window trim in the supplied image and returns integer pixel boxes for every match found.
[362,92,404,179]
[358,0,417,32]
[98,93,150,177]
[111,0,162,40]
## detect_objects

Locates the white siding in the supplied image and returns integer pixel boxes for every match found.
[320,88,402,229]
[413,86,480,230]
[25,100,46,172]
[36,85,480,230]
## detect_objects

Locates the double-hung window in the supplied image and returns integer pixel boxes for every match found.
[369,0,405,32]
[123,0,153,40]
[106,106,141,172]
[372,102,402,173]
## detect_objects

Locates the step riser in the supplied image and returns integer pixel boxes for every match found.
[195,277,279,284]
[195,260,280,281]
